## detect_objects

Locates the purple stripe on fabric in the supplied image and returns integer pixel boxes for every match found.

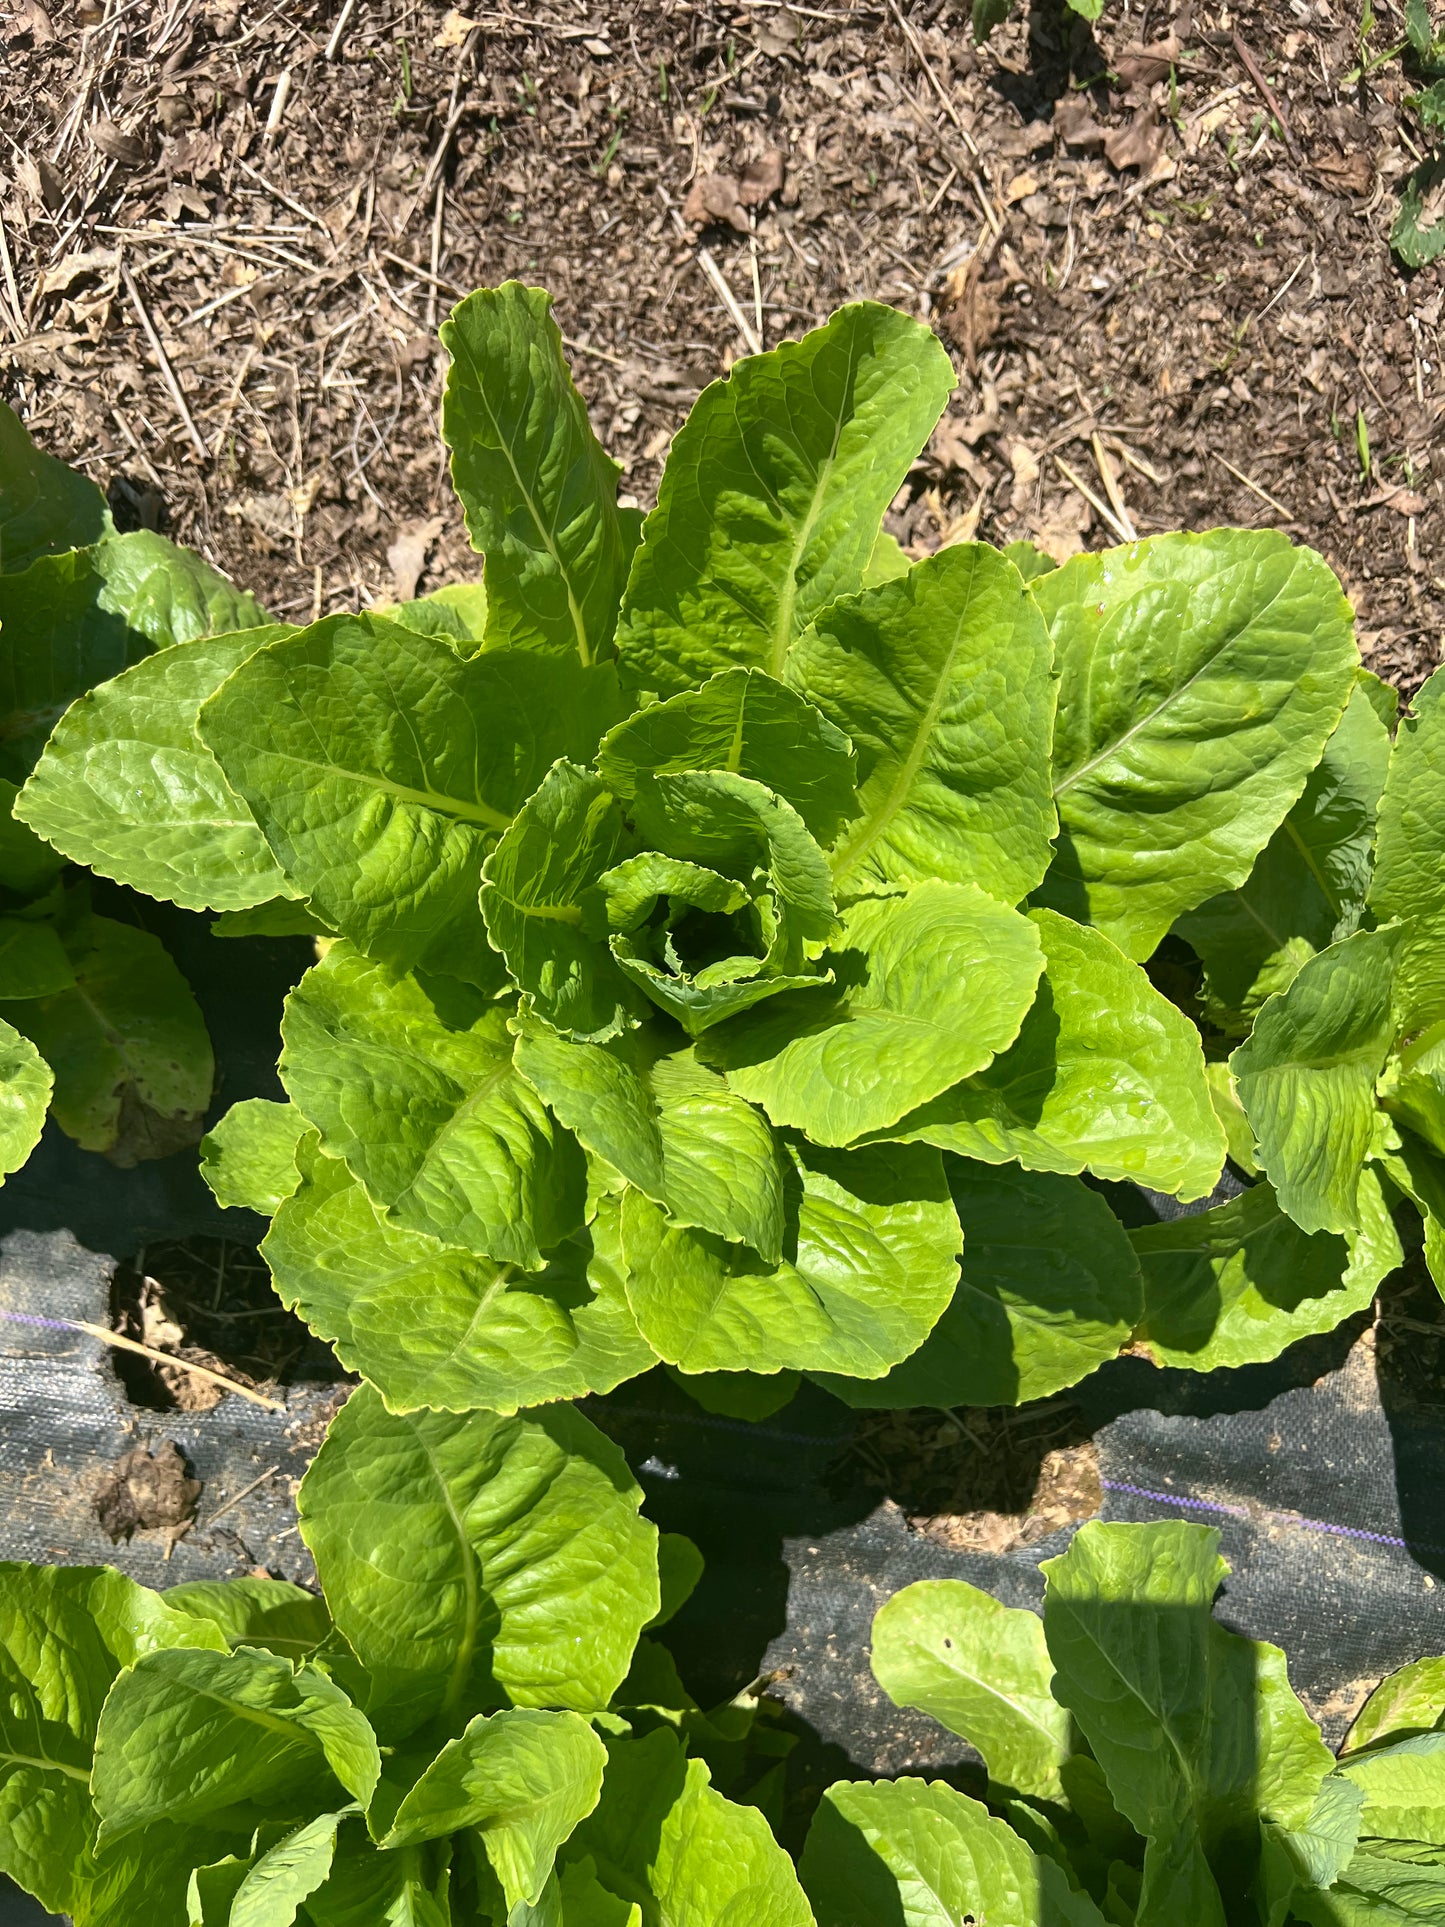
[0,1308,82,1334]
[1101,1477,1444,1555]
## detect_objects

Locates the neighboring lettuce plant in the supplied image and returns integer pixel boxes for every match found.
[13,283,1444,1412]
[806,1518,1445,1927]
[11,1501,1445,1927]
[0,1383,813,1926]
[0,403,265,1166]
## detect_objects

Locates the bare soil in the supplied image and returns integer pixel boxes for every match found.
[839,1398,1104,1548]
[1,0,1441,689]
[109,1235,313,1412]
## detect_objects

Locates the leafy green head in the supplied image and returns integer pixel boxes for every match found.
[17,279,1445,1415]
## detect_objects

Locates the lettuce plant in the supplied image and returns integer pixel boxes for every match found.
[0,1383,814,1926]
[0,403,264,1167]
[807,1518,1445,1927]
[11,1498,1445,1927]
[11,282,1444,1407]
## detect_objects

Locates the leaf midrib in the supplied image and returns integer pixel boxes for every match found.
[766,335,864,677]
[458,341,595,667]
[1051,568,1294,800]
[916,1652,1066,1767]
[0,1744,90,1784]
[402,1416,482,1720]
[828,557,980,886]
[237,745,511,831]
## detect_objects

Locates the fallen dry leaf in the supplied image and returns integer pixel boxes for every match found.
[161,184,212,222]
[5,0,56,43]
[1006,170,1040,204]
[387,513,445,602]
[683,172,749,231]
[1103,107,1165,173]
[434,7,477,48]
[938,265,1003,369]
[1054,97,1105,149]
[165,128,225,183]
[88,117,149,167]
[1363,487,1430,515]
[739,149,785,207]
[17,153,66,212]
[1314,151,1375,197]
[36,247,118,299]
[1113,36,1181,87]
[1029,490,1092,563]
[1009,439,1041,516]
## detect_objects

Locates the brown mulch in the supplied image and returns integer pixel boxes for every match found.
[93,1438,202,1542]
[0,0,1440,690]
[838,1398,1103,1550]
[109,1236,308,1411]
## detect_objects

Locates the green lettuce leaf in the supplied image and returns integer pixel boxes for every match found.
[0,916,75,997]
[298,1824,451,1927]
[1,907,213,1164]
[790,541,1057,905]
[91,1645,379,1845]
[605,769,836,1033]
[379,1708,605,1909]
[1394,157,1445,270]
[264,1138,655,1413]
[0,530,264,784]
[1042,1521,1332,1927]
[874,907,1226,1200]
[1176,681,1392,1032]
[0,1564,225,1916]
[1338,1736,1445,1846]
[201,619,618,987]
[17,626,298,912]
[617,1138,960,1377]
[199,1099,306,1217]
[296,1384,659,1739]
[162,1577,329,1664]
[1032,530,1358,960]
[0,776,67,897]
[480,760,642,1041]
[74,1823,227,1927]
[1258,1777,1364,1927]
[615,302,955,696]
[801,1778,1106,1927]
[1295,1849,1445,1923]
[0,1015,52,1181]
[226,1810,344,1927]
[1371,1122,1445,1295]
[565,1728,814,1926]
[378,581,488,646]
[281,945,585,1269]
[863,529,912,586]
[1345,1659,1445,1756]
[820,1160,1142,1407]
[0,397,109,573]
[700,881,1043,1144]
[1131,1166,1402,1371]
[1231,926,1401,1236]
[597,666,858,846]
[869,1578,1071,1798]
[514,1015,787,1261]
[1381,1026,1445,1163]
[186,1849,252,1927]
[441,282,633,662]
[1370,663,1445,1030]
[665,1366,800,1421]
